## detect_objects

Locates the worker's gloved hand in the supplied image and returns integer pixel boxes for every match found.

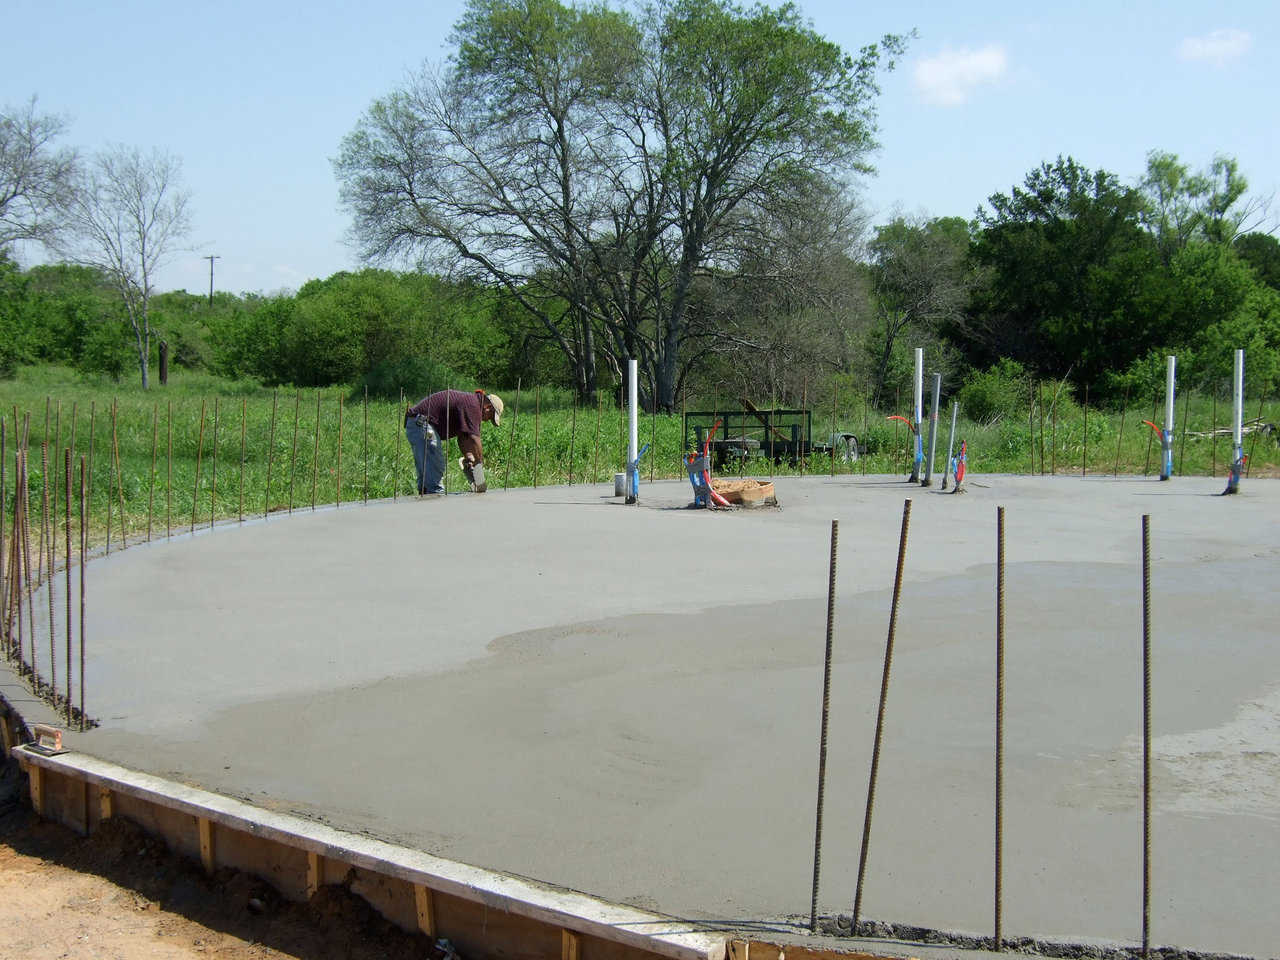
[458,457,486,493]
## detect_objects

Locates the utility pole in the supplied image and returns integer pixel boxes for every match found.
[203,254,221,307]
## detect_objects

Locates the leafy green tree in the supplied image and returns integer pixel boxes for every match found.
[1234,232,1280,291]
[961,156,1161,392]
[1139,151,1266,260]
[336,0,907,409]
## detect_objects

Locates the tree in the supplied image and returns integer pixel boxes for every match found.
[1139,151,1270,260]
[61,146,191,388]
[0,96,78,249]
[1233,232,1280,291]
[961,156,1160,391]
[864,215,973,406]
[336,0,907,407]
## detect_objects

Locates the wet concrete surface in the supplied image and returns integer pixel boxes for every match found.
[51,474,1280,957]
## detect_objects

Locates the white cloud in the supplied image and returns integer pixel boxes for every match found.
[913,46,1008,107]
[1178,29,1252,66]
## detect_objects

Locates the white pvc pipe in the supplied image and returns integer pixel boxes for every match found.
[1233,349,1244,447]
[1165,356,1176,436]
[914,348,923,426]
[627,359,638,501]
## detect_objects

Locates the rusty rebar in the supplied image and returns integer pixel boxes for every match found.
[1028,379,1035,475]
[0,418,6,658]
[1141,514,1151,960]
[568,398,579,485]
[288,390,300,513]
[52,402,60,553]
[1114,383,1130,477]
[1038,381,1045,474]
[505,379,521,492]
[192,399,207,533]
[311,390,321,510]
[1211,385,1218,478]
[64,448,71,725]
[264,390,278,517]
[995,505,1006,951]
[809,518,839,933]
[43,441,56,702]
[210,397,219,529]
[1177,381,1190,476]
[87,401,96,503]
[1051,392,1058,475]
[362,387,369,504]
[22,445,37,691]
[593,389,602,485]
[443,387,451,496]
[649,387,655,484]
[111,403,127,548]
[852,498,913,934]
[147,402,158,540]
[1082,386,1089,477]
[862,395,869,478]
[337,394,344,508]
[1246,395,1264,478]
[79,455,86,731]
[830,383,837,477]
[394,390,403,501]
[1143,393,1157,475]
[238,397,246,522]
[533,386,541,489]
[166,401,173,537]
[105,403,115,555]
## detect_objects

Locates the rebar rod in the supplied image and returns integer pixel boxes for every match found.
[649,390,655,484]
[1082,386,1089,477]
[1141,514,1151,960]
[830,383,836,478]
[22,447,37,691]
[87,401,96,503]
[147,402,158,540]
[852,498,913,934]
[210,397,219,529]
[995,505,1006,951]
[79,455,85,731]
[444,388,451,496]
[569,399,578,485]
[801,379,808,474]
[111,405,127,548]
[862,395,869,477]
[1177,381,1190,476]
[1038,381,1045,474]
[239,397,246,522]
[1143,393,1157,475]
[1051,393,1057,475]
[64,448,71,725]
[51,403,60,554]
[1246,395,1264,477]
[105,404,115,555]
[166,401,173,537]
[43,441,56,702]
[1211,385,1218,478]
[264,390,278,517]
[311,390,320,510]
[394,390,403,500]
[505,379,521,492]
[288,391,300,513]
[192,399,206,533]
[362,387,369,504]
[593,390,602,486]
[1028,380,1035,475]
[809,519,839,934]
[0,418,6,657]
[533,386,541,489]
[337,395,344,508]
[1114,383,1130,477]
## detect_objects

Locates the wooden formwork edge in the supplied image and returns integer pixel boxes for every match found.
[12,745,727,960]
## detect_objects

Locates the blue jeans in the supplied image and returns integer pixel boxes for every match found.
[405,416,445,494]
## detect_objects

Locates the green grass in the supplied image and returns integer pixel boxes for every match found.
[0,366,1277,555]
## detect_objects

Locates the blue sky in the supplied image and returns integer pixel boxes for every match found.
[6,0,1276,296]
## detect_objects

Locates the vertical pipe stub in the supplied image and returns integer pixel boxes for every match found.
[1224,349,1245,494]
[626,359,639,504]
[922,374,942,487]
[910,349,923,482]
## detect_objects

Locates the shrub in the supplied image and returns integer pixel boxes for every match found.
[956,359,1028,424]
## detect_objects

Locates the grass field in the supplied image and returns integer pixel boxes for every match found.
[0,365,1276,554]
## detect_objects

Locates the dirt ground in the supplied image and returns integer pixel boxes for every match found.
[0,759,454,960]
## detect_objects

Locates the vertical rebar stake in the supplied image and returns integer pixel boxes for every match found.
[533,386,541,489]
[87,402,97,504]
[105,404,115,555]
[1114,382,1130,477]
[264,390,278,518]
[22,447,37,690]
[1028,380,1035,475]
[311,390,320,510]
[862,395,869,478]
[995,505,1006,951]
[444,388,451,496]
[337,394,344,508]
[64,448,72,725]
[43,441,56,699]
[111,408,126,548]
[1211,385,1218,478]
[239,397,246,522]
[210,397,219,529]
[1082,386,1089,477]
[1177,382,1190,476]
[0,418,6,658]
[362,386,369,504]
[147,402,158,540]
[569,398,579,485]
[852,498,913,934]
[192,399,206,533]
[829,383,837,478]
[1246,395,1264,478]
[1038,381,1045,474]
[79,455,86,731]
[809,519,839,934]
[1143,393,1157,476]
[593,389,602,486]
[1051,391,1058,475]
[1141,514,1152,960]
[394,390,403,501]
[166,401,173,537]
[288,391,300,513]
[505,379,521,491]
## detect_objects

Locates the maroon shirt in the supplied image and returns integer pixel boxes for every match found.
[407,389,483,441]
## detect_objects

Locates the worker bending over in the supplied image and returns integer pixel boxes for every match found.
[405,389,503,494]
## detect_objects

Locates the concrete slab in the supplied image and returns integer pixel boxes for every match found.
[37,474,1280,957]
